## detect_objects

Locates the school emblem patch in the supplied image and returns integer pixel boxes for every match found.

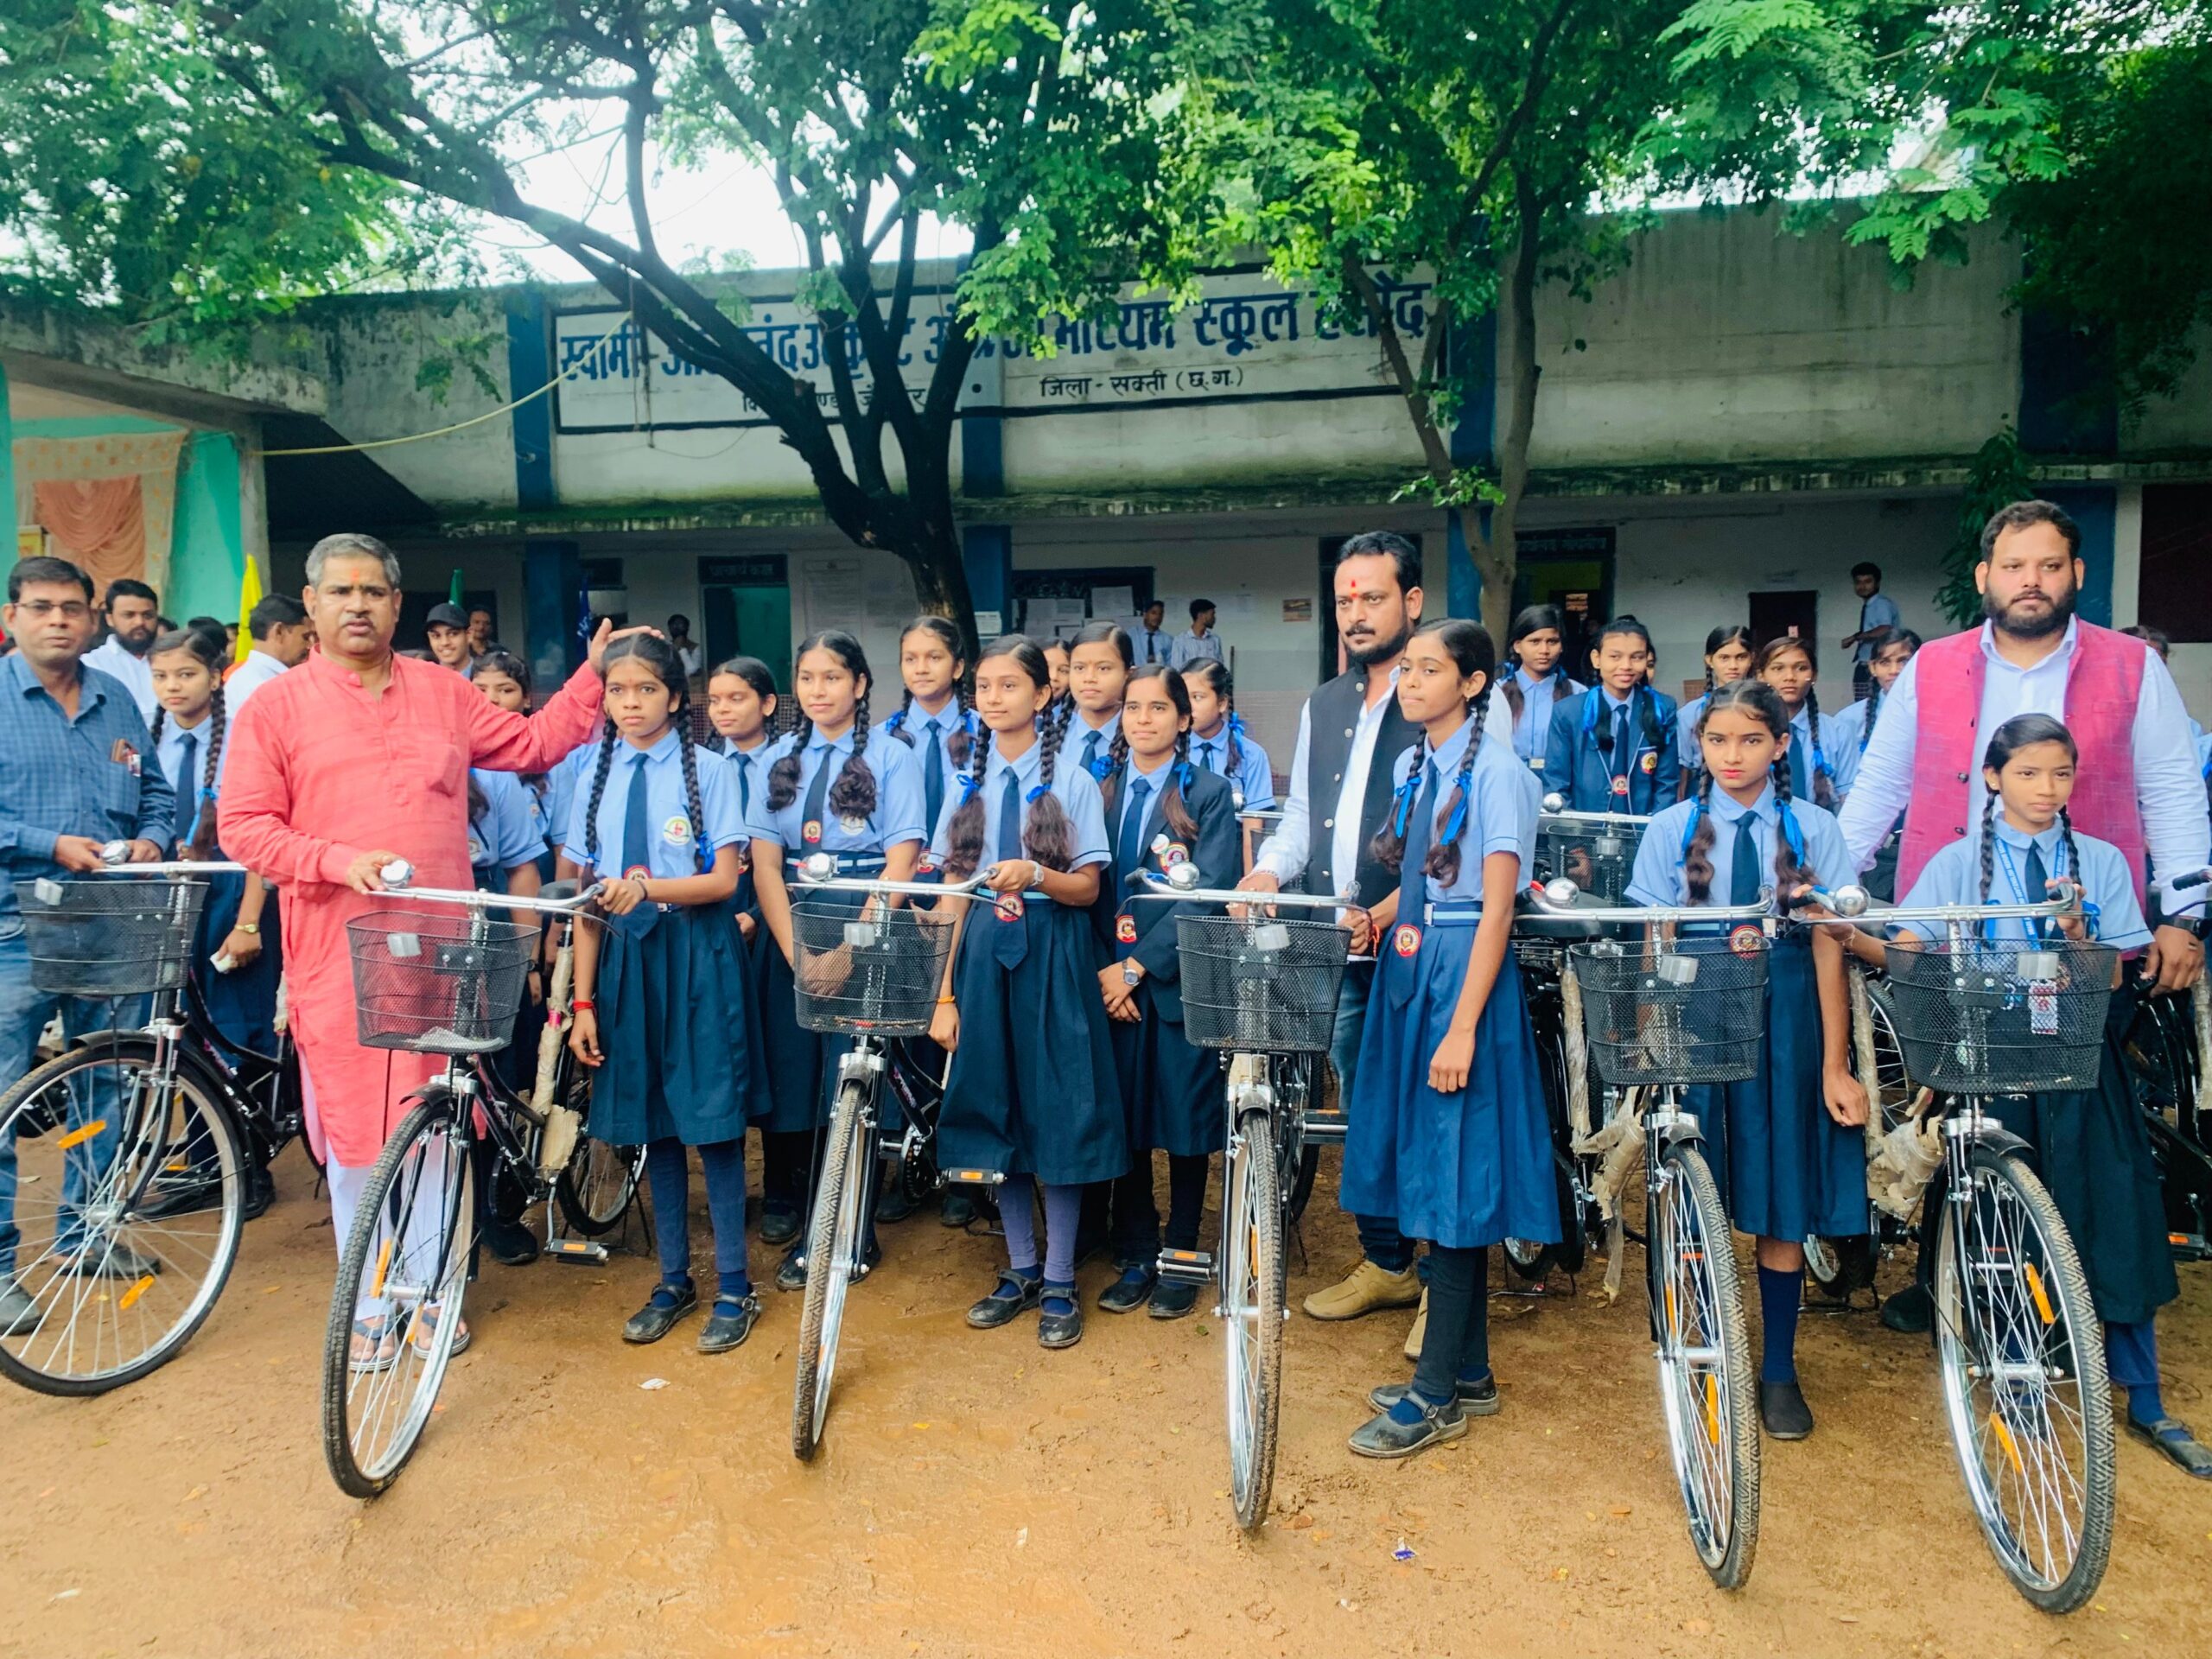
[1611,775,1630,797]
[466,835,486,865]
[1116,913,1138,944]
[623,864,652,885]
[662,815,692,845]
[1640,751,1658,775]
[1729,924,1764,958]
[1394,924,1421,958]
[995,894,1026,922]
[803,819,823,845]
[838,814,868,834]
[1164,843,1190,868]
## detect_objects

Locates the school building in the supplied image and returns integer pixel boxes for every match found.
[6,207,2209,762]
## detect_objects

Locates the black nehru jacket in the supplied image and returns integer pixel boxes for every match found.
[1300,667,1419,910]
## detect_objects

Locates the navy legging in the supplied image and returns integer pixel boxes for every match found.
[645,1138,751,1300]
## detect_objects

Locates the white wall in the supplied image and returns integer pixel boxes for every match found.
[318,296,519,514]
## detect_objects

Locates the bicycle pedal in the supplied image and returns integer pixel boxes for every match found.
[547,1237,610,1265]
[942,1168,1007,1187]
[2170,1231,2212,1262]
[1155,1248,1214,1286]
[1301,1106,1349,1145]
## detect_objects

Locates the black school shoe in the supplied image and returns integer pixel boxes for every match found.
[968,1268,1043,1329]
[875,1176,919,1225]
[1880,1282,1932,1334]
[2128,1413,2212,1479]
[698,1294,762,1354]
[1097,1265,1156,1314]
[776,1238,881,1293]
[1759,1380,1815,1440]
[1368,1375,1500,1415]
[1038,1285,1084,1350]
[1348,1394,1468,1459]
[1148,1280,1200,1319]
[940,1190,978,1229]
[623,1281,698,1344]
[484,1216,541,1268]
[758,1200,802,1248]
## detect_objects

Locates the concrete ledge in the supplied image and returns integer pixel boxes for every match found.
[0,298,328,423]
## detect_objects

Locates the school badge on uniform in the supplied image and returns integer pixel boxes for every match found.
[995,894,1026,922]
[803,819,823,845]
[1150,833,1171,856]
[1116,913,1137,944]
[1394,924,1421,958]
[1728,924,1764,958]
[838,814,868,834]
[917,851,938,876]
[1611,775,1630,797]
[624,864,652,885]
[662,815,692,845]
[1640,752,1657,776]
[467,836,486,865]
[1164,843,1189,868]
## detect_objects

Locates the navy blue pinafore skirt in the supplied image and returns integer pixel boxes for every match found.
[588,904,763,1147]
[1110,984,1224,1160]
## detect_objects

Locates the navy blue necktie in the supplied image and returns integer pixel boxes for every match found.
[734,752,752,820]
[1789,726,1809,800]
[1118,776,1153,885]
[1198,740,1217,772]
[1398,762,1440,921]
[1729,812,1761,907]
[615,751,658,938]
[1611,707,1631,798]
[1081,728,1103,775]
[994,766,1027,967]
[174,733,199,846]
[800,743,832,842]
[922,717,945,834]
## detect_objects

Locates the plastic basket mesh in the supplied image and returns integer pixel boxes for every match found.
[1174,913,1350,1054]
[21,878,209,996]
[791,903,955,1035]
[1536,823,1641,906]
[1882,939,2115,1096]
[346,909,537,1054]
[1569,933,1770,1086]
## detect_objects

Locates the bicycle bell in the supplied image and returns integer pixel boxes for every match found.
[1165,861,1202,892]
[1827,884,1871,918]
[378,858,415,888]
[99,839,130,867]
[1541,876,1581,907]
[1541,791,1566,815]
[800,851,837,884]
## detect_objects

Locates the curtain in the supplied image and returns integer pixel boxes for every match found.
[32,478,145,597]
[13,430,185,597]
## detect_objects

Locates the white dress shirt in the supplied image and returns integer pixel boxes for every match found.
[1839,619,2209,915]
[83,637,157,719]
[224,647,292,714]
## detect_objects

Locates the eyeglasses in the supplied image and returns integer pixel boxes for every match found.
[13,601,92,621]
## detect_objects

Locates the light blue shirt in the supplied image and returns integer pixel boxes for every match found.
[1386,716,1541,903]
[155,713,229,842]
[1132,626,1174,666]
[469,768,545,874]
[1854,592,1902,663]
[1116,753,1179,847]
[1189,722,1275,812]
[1789,705,1859,798]
[1511,667,1580,766]
[1169,630,1225,671]
[1894,817,2151,950]
[930,733,1109,872]
[743,726,926,855]
[1676,692,1711,777]
[1067,712,1122,780]
[717,733,790,827]
[1627,785,1852,914]
[561,729,747,880]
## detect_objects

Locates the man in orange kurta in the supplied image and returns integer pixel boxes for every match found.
[221,535,618,1268]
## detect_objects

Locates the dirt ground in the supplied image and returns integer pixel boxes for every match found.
[4,1144,2210,1659]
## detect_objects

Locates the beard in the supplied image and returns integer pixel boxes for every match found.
[1983,583,2076,641]
[1345,618,1412,670]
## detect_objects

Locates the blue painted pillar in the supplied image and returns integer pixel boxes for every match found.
[505,290,556,512]
[1446,306,1497,623]
[525,539,583,685]
[2039,485,2117,627]
[963,524,1012,637]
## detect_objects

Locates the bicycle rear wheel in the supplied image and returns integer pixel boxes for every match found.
[1934,1141,2113,1613]
[1649,1140,1760,1589]
[320,1098,474,1498]
[0,1043,245,1395]
[792,1078,874,1461]
[1224,1105,1285,1529]
[554,1103,644,1237]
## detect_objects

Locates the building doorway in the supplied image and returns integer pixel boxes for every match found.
[1749,588,1819,653]
[701,555,791,681]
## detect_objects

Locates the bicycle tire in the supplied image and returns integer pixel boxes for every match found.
[554,1131,645,1236]
[1933,1142,2113,1613]
[791,1077,873,1461]
[1650,1141,1760,1590]
[1224,1106,1285,1530]
[0,1045,245,1396]
[320,1097,474,1499]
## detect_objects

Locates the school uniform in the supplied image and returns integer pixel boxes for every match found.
[545,745,594,869]
[1785,705,1858,802]
[1541,685,1681,815]
[1511,668,1584,771]
[1189,722,1276,814]
[933,740,1127,1185]
[884,701,976,846]
[156,718,282,1055]
[1894,821,2176,1326]
[718,734,789,925]
[468,768,546,895]
[561,730,761,1149]
[1067,712,1122,784]
[1626,787,1867,1242]
[745,728,926,1135]
[1675,691,1719,780]
[1341,722,1559,1249]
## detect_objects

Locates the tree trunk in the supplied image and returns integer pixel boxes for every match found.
[1484,187,1545,647]
[899,517,983,661]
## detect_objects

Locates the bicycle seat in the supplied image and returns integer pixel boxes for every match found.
[1510,890,1610,941]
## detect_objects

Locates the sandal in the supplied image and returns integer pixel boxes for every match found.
[2128,1414,2212,1479]
[410,1301,472,1361]
[348,1318,401,1374]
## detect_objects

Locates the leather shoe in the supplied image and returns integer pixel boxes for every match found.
[1760,1379,1815,1440]
[1301,1258,1421,1321]
[622,1281,698,1344]
[1097,1265,1156,1314]
[1880,1283,1932,1334]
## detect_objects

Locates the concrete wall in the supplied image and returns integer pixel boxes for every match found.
[316,294,519,516]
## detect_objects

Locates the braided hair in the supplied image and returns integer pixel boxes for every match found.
[1975,715,2082,906]
[1752,637,1837,809]
[1111,664,1203,845]
[148,627,227,860]
[1701,625,1754,696]
[1181,658,1247,779]
[942,635,1077,878]
[702,655,779,753]
[1371,620,1497,886]
[1590,615,1663,766]
[766,631,878,822]
[1680,679,1807,903]
[891,616,976,769]
[582,632,709,873]
[1858,628,1923,754]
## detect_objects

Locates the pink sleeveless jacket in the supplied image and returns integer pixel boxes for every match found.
[1897,620,2147,897]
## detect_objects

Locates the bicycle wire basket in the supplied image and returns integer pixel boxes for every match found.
[347,907,538,1055]
[1568,932,1770,1087]
[791,901,955,1036]
[1536,822,1641,906]
[1174,912,1350,1054]
[1882,939,2115,1096]
[21,876,210,996]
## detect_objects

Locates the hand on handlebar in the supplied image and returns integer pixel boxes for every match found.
[981,860,1033,897]
[1342,905,1376,956]
[341,849,409,895]
[594,874,649,916]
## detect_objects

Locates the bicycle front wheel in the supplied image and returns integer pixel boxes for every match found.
[1649,1141,1760,1589]
[1223,1104,1285,1530]
[320,1098,474,1498]
[0,1043,245,1395]
[792,1077,874,1461]
[1934,1141,2113,1612]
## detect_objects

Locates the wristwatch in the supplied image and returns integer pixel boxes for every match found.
[233,921,259,936]
[1122,959,1143,988]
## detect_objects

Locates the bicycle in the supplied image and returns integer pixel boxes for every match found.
[1814,880,2117,1612]
[785,857,979,1461]
[1535,795,1651,906]
[0,860,302,1395]
[1135,868,1351,1529]
[1529,875,1776,1589]
[2116,868,2212,1262]
[321,874,620,1497]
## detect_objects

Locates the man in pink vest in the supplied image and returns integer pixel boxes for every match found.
[1840,499,2208,995]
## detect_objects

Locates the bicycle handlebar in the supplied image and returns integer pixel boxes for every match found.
[1130,869,1354,909]
[87,858,247,877]
[1796,880,2082,928]
[1523,875,1773,926]
[374,878,606,917]
[2171,868,2212,893]
[1536,792,1653,832]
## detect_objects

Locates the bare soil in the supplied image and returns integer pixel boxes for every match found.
[4,1145,2209,1659]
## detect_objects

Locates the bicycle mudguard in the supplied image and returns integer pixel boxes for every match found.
[1965,1121,2034,1162]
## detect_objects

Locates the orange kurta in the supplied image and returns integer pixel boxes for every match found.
[220,649,601,1165]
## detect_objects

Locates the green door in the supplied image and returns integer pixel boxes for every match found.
[702,582,792,682]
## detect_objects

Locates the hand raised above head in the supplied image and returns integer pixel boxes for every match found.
[587,620,666,673]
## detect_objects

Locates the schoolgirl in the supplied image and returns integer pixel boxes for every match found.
[1181,658,1275,814]
[1503,603,1586,772]
[882,615,980,854]
[1752,636,1855,805]
[564,634,764,1353]
[469,651,559,881]
[1091,665,1240,1319]
[1341,619,1555,1458]
[702,654,787,934]
[1675,625,1753,791]
[747,632,927,1280]
[1042,638,1072,710]
[928,636,1124,1349]
[1829,629,1920,898]
[1852,715,2207,1477]
[1064,620,1133,780]
[1625,678,1868,1440]
[1540,615,1680,814]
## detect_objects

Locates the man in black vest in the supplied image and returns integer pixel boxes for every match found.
[1242,531,1426,1325]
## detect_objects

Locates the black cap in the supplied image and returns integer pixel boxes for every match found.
[426,602,469,629]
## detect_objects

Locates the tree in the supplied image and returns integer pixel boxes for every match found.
[1185,0,1693,641]
[0,2,1199,653]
